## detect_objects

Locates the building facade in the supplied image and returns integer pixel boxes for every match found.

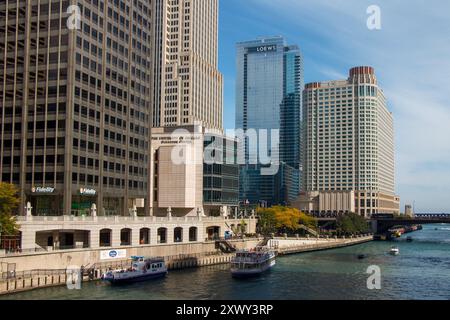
[151,0,223,130]
[0,0,152,217]
[150,125,239,218]
[235,36,304,206]
[302,66,400,216]
[0,1,255,252]
[293,191,356,215]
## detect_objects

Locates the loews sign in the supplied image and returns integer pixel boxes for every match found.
[248,45,277,54]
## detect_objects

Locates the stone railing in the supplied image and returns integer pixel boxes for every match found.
[16,215,254,224]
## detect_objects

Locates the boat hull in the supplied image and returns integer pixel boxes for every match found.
[103,271,167,285]
[231,259,276,278]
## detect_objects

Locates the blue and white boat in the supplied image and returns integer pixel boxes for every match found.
[230,247,276,278]
[101,256,167,284]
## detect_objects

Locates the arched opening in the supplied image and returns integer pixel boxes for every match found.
[174,227,183,243]
[157,228,167,244]
[120,228,132,246]
[99,229,112,247]
[189,227,198,242]
[140,228,150,245]
[206,226,220,241]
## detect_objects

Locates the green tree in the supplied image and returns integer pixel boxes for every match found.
[256,207,277,235]
[299,212,318,231]
[0,182,20,236]
[336,213,370,235]
[257,206,318,235]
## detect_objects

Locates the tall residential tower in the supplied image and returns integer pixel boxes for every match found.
[235,36,304,206]
[302,67,400,216]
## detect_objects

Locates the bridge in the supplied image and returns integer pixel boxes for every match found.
[371,214,450,234]
[307,213,450,235]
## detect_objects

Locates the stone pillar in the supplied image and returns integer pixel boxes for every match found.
[112,228,121,247]
[131,205,138,218]
[89,229,99,249]
[167,207,172,221]
[91,204,97,217]
[132,227,140,246]
[150,228,158,246]
[167,227,174,245]
[220,206,228,218]
[183,227,190,243]
[25,202,33,219]
[52,231,60,250]
[20,227,36,250]
[197,207,203,221]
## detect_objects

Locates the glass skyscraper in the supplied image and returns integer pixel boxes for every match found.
[235,36,304,206]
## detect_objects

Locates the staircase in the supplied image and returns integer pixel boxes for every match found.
[215,241,237,253]
[257,237,272,247]
[299,225,319,237]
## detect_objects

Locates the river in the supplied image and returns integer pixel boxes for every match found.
[2,224,449,300]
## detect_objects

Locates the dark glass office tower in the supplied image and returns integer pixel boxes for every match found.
[235,37,304,206]
[0,0,152,217]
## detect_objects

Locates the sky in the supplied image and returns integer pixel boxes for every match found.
[218,0,450,213]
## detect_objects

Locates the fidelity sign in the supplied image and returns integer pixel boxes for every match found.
[79,188,96,196]
[31,187,55,194]
[248,45,277,53]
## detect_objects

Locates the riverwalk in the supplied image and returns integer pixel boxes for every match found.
[0,235,373,296]
[272,235,373,255]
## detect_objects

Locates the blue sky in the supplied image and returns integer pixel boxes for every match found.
[218,0,450,212]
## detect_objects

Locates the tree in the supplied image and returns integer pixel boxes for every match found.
[336,213,370,235]
[257,206,318,235]
[256,207,277,235]
[273,206,302,232]
[0,182,20,236]
[299,211,318,231]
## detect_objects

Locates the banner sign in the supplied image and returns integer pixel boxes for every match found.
[100,249,127,260]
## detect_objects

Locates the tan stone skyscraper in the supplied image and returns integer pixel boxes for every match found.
[151,0,223,130]
[303,67,400,216]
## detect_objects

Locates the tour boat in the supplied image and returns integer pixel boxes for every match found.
[101,256,167,284]
[389,246,400,256]
[230,247,277,278]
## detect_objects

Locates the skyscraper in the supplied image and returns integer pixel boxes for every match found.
[302,67,400,216]
[235,36,304,206]
[0,0,152,217]
[151,0,223,130]
[0,0,256,252]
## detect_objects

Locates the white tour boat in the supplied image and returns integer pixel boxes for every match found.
[230,247,277,278]
[101,256,167,284]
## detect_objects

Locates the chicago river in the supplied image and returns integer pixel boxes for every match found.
[2,224,449,300]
